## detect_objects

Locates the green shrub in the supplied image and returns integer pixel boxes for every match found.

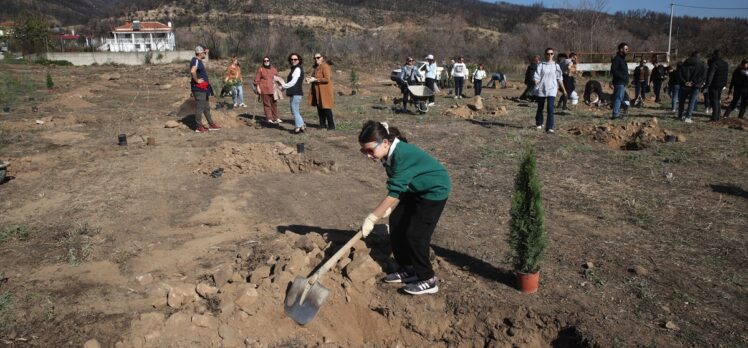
[508,146,548,273]
[350,69,359,92]
[46,72,54,89]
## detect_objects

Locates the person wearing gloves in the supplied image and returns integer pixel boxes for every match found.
[190,45,220,133]
[358,120,451,295]
[282,52,305,134]
[424,54,437,106]
[398,57,421,113]
[451,57,468,99]
[472,64,487,96]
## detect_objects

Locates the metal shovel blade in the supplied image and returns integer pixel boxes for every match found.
[284,276,330,325]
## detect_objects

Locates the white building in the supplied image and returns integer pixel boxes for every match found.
[99,20,175,52]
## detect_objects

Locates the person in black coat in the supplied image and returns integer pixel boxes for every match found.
[520,55,540,100]
[724,59,748,118]
[632,60,650,107]
[651,60,667,103]
[704,50,729,121]
[610,42,630,119]
[678,51,708,123]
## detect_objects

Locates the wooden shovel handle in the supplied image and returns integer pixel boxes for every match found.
[308,230,363,284]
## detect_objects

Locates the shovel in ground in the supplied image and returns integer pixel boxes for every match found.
[284,230,363,325]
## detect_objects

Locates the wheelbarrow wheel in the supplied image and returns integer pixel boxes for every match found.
[417,101,428,113]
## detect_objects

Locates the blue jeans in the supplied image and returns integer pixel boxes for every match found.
[536,96,555,131]
[231,85,244,105]
[678,87,700,119]
[290,95,304,127]
[612,84,626,117]
[669,84,680,110]
[634,81,647,103]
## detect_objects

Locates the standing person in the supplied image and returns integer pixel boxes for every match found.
[424,54,437,106]
[190,45,220,133]
[611,42,630,119]
[667,64,681,112]
[651,59,667,104]
[704,50,729,121]
[445,59,456,89]
[533,47,566,134]
[677,51,708,123]
[254,56,281,124]
[451,57,468,99]
[703,54,716,115]
[225,56,246,108]
[724,60,748,118]
[358,120,450,295]
[472,64,487,96]
[309,53,335,130]
[633,59,650,107]
[557,53,577,110]
[282,52,305,134]
[398,57,421,113]
[520,55,540,100]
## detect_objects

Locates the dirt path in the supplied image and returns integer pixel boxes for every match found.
[0,62,746,347]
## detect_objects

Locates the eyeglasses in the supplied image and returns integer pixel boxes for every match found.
[263,59,270,62]
[546,52,554,55]
[314,56,322,60]
[290,58,299,61]
[359,141,382,156]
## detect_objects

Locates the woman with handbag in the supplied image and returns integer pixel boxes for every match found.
[533,48,567,134]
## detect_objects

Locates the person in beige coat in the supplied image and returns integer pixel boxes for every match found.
[308,53,335,130]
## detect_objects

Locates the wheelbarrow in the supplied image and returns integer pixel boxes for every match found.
[284,230,363,325]
[407,84,434,114]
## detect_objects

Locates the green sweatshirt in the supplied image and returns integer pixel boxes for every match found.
[384,140,451,201]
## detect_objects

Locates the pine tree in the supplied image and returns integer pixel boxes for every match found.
[349,69,359,93]
[508,146,548,273]
[46,72,54,89]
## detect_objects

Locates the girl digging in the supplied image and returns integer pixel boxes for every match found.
[358,121,451,295]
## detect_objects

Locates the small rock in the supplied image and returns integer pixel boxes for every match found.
[234,284,258,313]
[293,235,317,253]
[676,134,687,142]
[630,265,649,276]
[336,257,352,271]
[664,321,679,331]
[164,120,181,128]
[285,249,309,272]
[278,146,295,156]
[191,314,217,328]
[196,283,219,298]
[102,72,121,81]
[379,96,390,102]
[212,264,235,287]
[84,339,102,348]
[467,96,483,111]
[149,287,168,308]
[159,84,172,90]
[218,324,242,347]
[136,273,154,285]
[344,254,382,283]
[167,283,197,308]
[583,261,594,269]
[250,266,272,284]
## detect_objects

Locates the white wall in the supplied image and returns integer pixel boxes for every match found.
[41,50,205,66]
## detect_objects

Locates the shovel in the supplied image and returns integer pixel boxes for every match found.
[284,230,363,325]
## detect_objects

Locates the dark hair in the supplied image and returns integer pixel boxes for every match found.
[358,120,407,144]
[288,52,303,65]
[690,51,700,58]
[712,49,721,59]
[545,47,554,54]
[618,42,628,50]
[557,53,567,59]
[741,59,748,66]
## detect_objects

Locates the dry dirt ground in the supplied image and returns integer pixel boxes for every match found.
[0,61,746,348]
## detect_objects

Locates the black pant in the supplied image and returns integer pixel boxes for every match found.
[389,193,447,281]
[474,79,482,96]
[653,80,663,102]
[725,87,747,118]
[316,106,335,130]
[520,84,535,101]
[425,78,436,103]
[708,87,723,121]
[703,89,711,110]
[454,76,464,97]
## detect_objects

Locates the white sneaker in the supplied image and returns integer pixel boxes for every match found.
[276,119,283,123]
[240,103,247,107]
[547,129,555,134]
[684,118,693,123]
[233,103,238,107]
[454,95,459,99]
[536,125,543,130]
[427,102,435,107]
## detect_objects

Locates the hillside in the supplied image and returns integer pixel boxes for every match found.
[0,0,119,26]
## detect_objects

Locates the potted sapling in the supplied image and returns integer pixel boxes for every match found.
[508,146,548,294]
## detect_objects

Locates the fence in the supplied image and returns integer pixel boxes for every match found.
[39,50,202,66]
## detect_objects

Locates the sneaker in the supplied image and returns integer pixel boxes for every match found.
[684,118,693,123]
[383,269,417,284]
[208,123,222,131]
[276,119,283,123]
[535,125,543,130]
[546,129,555,134]
[195,125,208,133]
[403,276,439,295]
[454,95,459,99]
[240,103,247,107]
[233,103,238,107]
[427,102,435,107]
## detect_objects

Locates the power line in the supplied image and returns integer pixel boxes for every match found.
[673,3,748,10]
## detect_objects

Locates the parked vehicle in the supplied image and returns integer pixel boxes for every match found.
[390,61,445,83]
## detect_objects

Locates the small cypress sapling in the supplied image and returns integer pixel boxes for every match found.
[46,72,54,89]
[350,69,359,94]
[508,146,548,274]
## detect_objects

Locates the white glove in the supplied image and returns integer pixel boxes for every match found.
[361,213,378,238]
[382,204,397,219]
[307,77,317,83]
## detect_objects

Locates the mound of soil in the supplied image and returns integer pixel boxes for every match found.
[196,142,336,175]
[716,117,748,131]
[567,118,684,150]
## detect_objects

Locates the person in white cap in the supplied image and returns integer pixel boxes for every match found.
[190,45,220,132]
[424,54,437,106]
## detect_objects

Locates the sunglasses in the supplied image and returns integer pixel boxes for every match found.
[546,52,554,55]
[263,59,270,62]
[314,57,322,60]
[359,141,382,156]
[290,58,299,61]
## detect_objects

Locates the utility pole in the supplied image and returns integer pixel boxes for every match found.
[667,2,674,64]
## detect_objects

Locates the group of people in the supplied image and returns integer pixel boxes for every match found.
[189,46,337,134]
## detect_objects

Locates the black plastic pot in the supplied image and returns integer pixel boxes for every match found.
[118,134,127,146]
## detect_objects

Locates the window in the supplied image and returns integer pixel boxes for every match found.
[135,44,141,49]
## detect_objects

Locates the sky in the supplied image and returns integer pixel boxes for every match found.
[492,0,748,18]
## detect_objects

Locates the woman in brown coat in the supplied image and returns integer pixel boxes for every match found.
[254,56,281,123]
[308,53,335,130]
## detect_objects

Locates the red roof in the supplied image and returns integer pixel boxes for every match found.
[114,21,171,32]
[0,21,15,27]
[60,34,80,40]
